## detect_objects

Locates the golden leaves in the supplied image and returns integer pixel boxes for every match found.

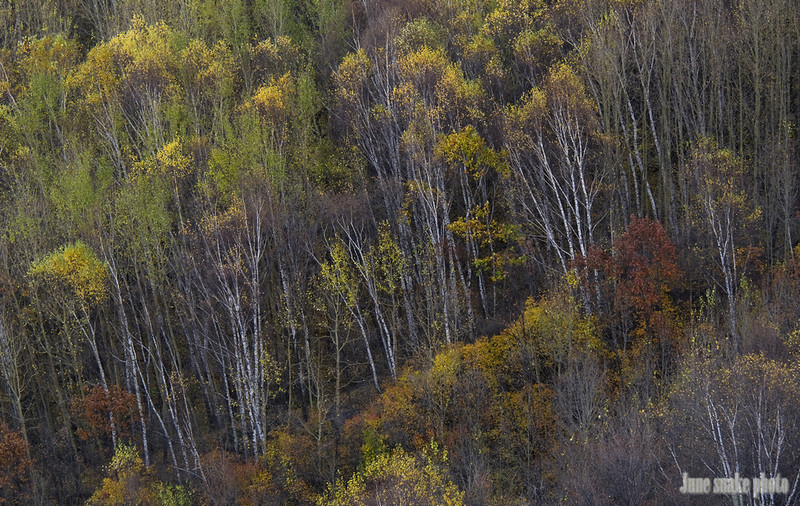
[252,73,293,124]
[130,137,194,199]
[319,238,357,308]
[514,27,562,79]
[200,196,245,237]
[251,36,301,81]
[68,18,180,108]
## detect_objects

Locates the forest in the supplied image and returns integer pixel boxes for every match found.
[0,0,799,504]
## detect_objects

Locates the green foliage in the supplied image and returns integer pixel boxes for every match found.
[116,157,173,257]
[153,483,192,506]
[395,18,447,55]
[50,154,114,233]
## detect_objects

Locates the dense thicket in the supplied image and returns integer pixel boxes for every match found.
[0,0,799,503]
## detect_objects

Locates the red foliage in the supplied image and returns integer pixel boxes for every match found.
[575,215,684,360]
[612,216,681,316]
[578,216,680,316]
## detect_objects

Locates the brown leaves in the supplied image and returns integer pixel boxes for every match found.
[73,385,137,442]
[0,424,31,503]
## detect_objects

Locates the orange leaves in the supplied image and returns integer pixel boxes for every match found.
[578,216,681,318]
[370,374,428,447]
[201,448,278,505]
[575,217,684,392]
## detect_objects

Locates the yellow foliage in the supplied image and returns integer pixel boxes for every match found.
[514,27,562,77]
[543,63,597,120]
[68,17,180,107]
[374,373,425,443]
[252,73,293,123]
[395,18,446,56]
[460,33,501,74]
[66,43,119,107]
[482,0,546,46]
[17,35,79,81]
[318,445,464,506]
[133,138,192,180]
[251,36,301,81]
[87,444,153,506]
[396,47,484,127]
[319,238,357,307]
[370,221,407,295]
[334,49,371,112]
[505,87,547,146]
[501,291,606,376]
[155,138,191,176]
[29,242,109,305]
[181,39,235,96]
[431,347,462,390]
